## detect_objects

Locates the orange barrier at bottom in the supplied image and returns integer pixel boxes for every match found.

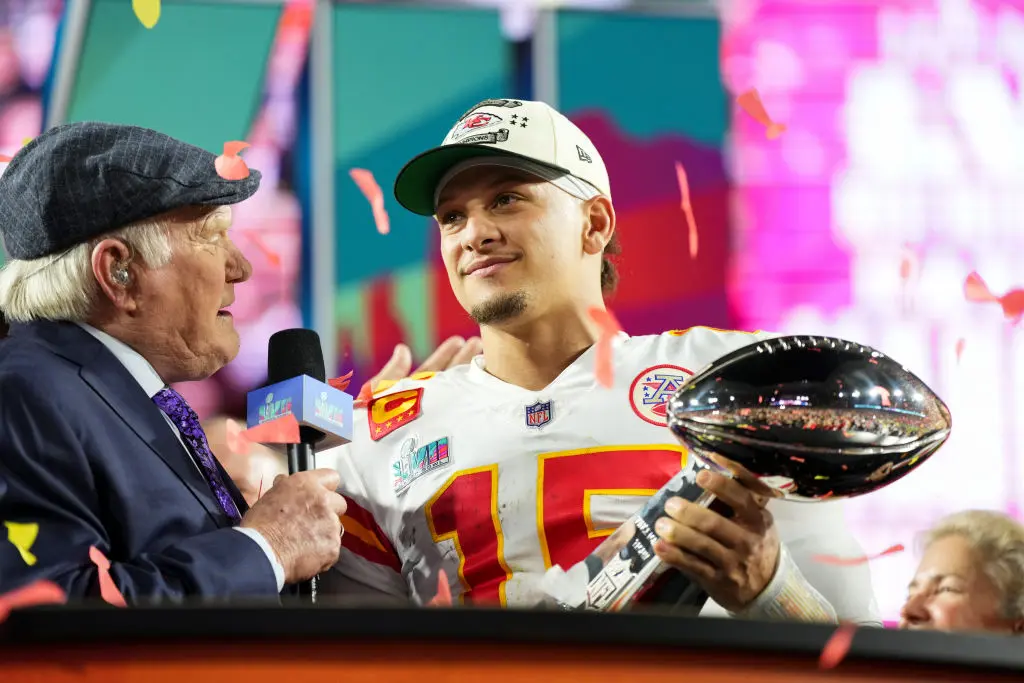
[1,605,1022,683]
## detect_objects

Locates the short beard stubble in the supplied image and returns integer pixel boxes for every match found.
[469,291,528,325]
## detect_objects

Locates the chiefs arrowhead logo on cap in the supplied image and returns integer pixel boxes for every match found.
[448,112,504,142]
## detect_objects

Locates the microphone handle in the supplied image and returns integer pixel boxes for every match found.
[287,442,319,603]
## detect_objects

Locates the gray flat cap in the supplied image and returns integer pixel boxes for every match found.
[0,121,261,260]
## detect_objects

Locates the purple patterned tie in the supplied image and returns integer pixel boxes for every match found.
[152,387,242,525]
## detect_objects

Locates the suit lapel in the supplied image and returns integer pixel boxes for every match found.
[23,322,225,526]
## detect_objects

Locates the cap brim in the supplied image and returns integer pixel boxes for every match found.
[393,145,570,216]
[195,168,262,207]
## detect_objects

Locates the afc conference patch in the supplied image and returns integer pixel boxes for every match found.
[525,400,552,429]
[628,364,693,427]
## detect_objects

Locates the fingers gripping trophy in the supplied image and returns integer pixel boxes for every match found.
[539,336,952,612]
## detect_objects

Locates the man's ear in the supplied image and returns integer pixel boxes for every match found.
[91,239,137,312]
[582,195,615,256]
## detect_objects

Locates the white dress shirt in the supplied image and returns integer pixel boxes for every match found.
[77,323,285,592]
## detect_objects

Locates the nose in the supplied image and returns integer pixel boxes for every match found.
[225,238,253,284]
[899,591,930,628]
[460,212,502,252]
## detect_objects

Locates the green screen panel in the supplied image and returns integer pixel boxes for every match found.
[332,4,507,286]
[555,10,725,146]
[66,0,280,153]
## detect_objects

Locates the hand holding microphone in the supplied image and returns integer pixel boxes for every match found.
[245,328,354,599]
[240,468,347,583]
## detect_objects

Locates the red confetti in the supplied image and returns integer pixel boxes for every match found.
[673,161,699,259]
[427,569,453,607]
[88,546,127,607]
[955,338,966,364]
[245,232,281,268]
[789,456,806,463]
[588,307,623,389]
[354,380,374,409]
[964,271,1023,323]
[214,141,251,181]
[0,154,11,163]
[328,370,354,392]
[813,543,904,566]
[349,168,390,235]
[964,271,997,302]
[736,89,787,139]
[243,414,301,444]
[0,580,66,624]
[819,622,856,669]
[225,419,251,455]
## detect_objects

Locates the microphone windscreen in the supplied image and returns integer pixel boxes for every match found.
[267,329,326,384]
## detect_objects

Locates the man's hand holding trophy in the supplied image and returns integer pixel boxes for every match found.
[539,336,952,614]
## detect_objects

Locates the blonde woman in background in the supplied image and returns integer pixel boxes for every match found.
[900,510,1024,634]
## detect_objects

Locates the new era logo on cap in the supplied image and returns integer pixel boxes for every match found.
[393,98,611,216]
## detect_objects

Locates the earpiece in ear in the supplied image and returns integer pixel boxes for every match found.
[112,267,130,286]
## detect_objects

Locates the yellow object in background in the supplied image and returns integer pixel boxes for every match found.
[132,0,161,29]
[4,521,39,566]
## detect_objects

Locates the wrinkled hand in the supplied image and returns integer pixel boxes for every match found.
[240,469,347,583]
[653,469,780,612]
[369,336,482,387]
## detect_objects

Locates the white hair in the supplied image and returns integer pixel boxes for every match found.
[0,206,231,323]
[921,509,1024,622]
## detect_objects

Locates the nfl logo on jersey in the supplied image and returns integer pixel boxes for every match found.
[525,400,552,428]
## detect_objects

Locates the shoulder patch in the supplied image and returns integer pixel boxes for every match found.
[367,388,423,441]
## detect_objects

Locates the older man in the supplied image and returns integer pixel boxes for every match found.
[0,122,344,600]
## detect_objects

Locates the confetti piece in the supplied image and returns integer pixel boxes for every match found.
[89,546,127,607]
[132,0,160,28]
[813,543,904,566]
[964,271,997,302]
[587,306,623,389]
[789,456,806,463]
[215,141,250,181]
[349,169,390,235]
[243,414,301,444]
[963,271,1024,323]
[20,137,32,147]
[736,88,787,139]
[955,338,966,363]
[4,521,39,566]
[354,380,374,409]
[0,580,66,624]
[0,155,11,163]
[328,370,354,392]
[427,569,452,607]
[245,232,281,268]
[673,161,699,259]
[819,622,856,669]
[225,419,251,455]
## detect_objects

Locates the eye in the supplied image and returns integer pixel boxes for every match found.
[493,192,518,208]
[438,210,463,229]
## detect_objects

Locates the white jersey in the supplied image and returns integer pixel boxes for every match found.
[319,327,879,622]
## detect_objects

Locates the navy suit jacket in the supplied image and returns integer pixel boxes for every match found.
[0,321,278,600]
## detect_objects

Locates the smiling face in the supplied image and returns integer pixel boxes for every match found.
[135,206,252,381]
[899,534,1016,633]
[434,166,608,327]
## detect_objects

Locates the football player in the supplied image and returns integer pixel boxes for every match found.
[319,98,880,624]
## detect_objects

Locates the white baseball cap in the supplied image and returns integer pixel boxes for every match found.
[393,98,611,216]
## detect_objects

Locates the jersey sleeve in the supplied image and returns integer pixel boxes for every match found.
[318,441,409,604]
[771,500,882,625]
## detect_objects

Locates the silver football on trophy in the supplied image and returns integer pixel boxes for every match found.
[667,336,951,501]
